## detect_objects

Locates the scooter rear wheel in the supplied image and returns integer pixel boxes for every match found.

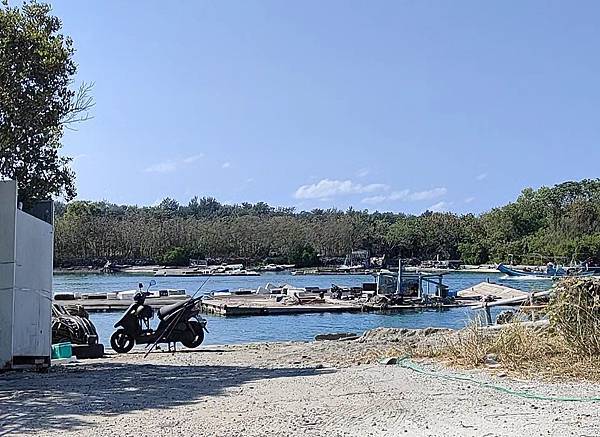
[110,329,135,353]
[181,320,205,348]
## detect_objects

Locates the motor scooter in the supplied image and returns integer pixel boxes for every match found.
[110,281,207,353]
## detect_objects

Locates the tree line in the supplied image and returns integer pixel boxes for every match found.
[54,179,600,267]
[3,5,600,269]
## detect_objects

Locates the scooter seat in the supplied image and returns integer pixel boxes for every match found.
[158,300,189,320]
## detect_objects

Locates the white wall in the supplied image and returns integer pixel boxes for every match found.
[0,181,17,369]
[12,210,53,357]
[0,180,53,369]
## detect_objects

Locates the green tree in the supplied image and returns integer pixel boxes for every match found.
[161,247,190,266]
[158,197,180,212]
[0,1,92,204]
[288,244,319,268]
[51,179,600,268]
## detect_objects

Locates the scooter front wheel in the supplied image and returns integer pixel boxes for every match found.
[110,329,135,353]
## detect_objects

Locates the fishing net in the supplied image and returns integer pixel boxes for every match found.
[52,304,99,345]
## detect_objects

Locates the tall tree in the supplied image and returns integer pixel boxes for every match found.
[0,1,92,204]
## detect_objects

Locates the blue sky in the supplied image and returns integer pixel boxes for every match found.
[52,1,600,214]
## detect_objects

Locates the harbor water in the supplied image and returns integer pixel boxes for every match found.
[53,271,552,347]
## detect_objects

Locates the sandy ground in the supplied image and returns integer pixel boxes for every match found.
[1,328,600,437]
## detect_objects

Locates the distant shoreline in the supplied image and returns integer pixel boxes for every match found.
[53,265,504,276]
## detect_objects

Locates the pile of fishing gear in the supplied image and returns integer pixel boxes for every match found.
[52,304,99,345]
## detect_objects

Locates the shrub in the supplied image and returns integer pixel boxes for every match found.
[160,247,189,266]
[547,277,600,356]
[288,244,319,268]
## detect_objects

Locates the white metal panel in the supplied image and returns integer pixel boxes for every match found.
[0,180,17,369]
[13,210,53,357]
[0,180,53,368]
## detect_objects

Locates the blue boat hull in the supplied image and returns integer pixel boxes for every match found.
[497,263,595,278]
[497,264,549,277]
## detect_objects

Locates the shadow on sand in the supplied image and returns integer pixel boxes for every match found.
[0,359,333,435]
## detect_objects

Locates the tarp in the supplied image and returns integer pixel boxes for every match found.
[457,281,528,300]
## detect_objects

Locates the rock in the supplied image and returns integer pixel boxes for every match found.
[357,327,454,343]
[315,333,358,341]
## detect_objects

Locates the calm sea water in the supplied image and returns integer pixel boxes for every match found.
[53,271,551,346]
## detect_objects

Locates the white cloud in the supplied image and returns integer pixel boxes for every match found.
[406,187,447,201]
[361,187,447,204]
[183,153,204,164]
[222,162,231,169]
[295,179,389,200]
[145,161,177,173]
[476,172,488,181]
[388,190,410,200]
[464,196,475,204]
[145,153,205,173]
[427,201,451,212]
[361,195,388,205]
[357,168,370,178]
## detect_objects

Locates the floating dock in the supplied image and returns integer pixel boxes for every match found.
[53,296,189,312]
[52,278,529,316]
[361,301,468,312]
[200,295,362,316]
[54,295,468,315]
[199,294,475,316]
[456,281,529,300]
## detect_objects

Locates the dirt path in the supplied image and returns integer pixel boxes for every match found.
[1,330,599,436]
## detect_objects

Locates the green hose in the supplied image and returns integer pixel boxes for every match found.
[397,357,600,402]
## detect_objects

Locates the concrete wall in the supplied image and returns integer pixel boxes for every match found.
[0,180,53,369]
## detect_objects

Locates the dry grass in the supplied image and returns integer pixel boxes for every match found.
[547,277,600,356]
[432,319,493,366]
[426,315,600,381]
[363,322,600,380]
[401,278,600,381]
[363,280,600,381]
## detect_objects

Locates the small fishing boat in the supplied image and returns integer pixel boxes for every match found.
[497,263,596,278]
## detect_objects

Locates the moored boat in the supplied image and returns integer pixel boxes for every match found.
[497,263,596,278]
